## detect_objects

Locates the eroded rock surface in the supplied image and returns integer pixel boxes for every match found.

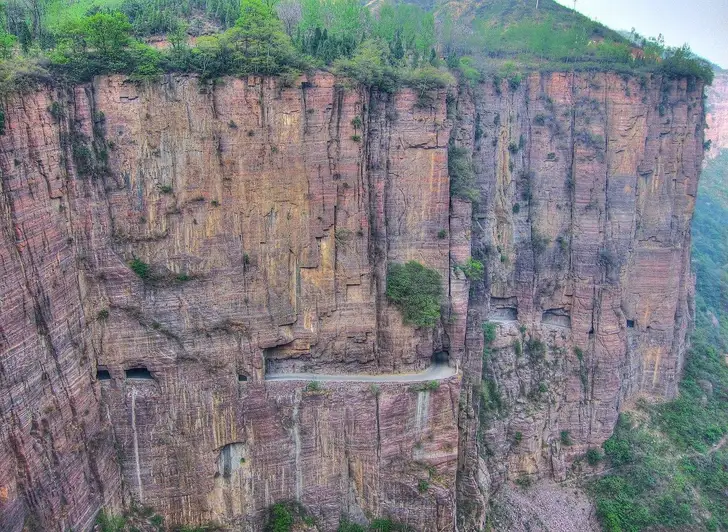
[0,71,704,531]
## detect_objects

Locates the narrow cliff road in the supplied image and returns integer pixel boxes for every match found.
[265,363,457,382]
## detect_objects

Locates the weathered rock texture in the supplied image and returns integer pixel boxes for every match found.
[706,70,728,156]
[454,72,704,529]
[0,70,704,532]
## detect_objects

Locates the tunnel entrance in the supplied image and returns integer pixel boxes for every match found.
[238,374,248,382]
[432,351,449,364]
[626,319,635,328]
[96,368,111,381]
[125,367,154,380]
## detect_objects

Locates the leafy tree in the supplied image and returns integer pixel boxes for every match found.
[660,44,714,84]
[333,39,397,91]
[0,29,15,59]
[227,0,296,75]
[386,261,442,328]
[82,12,132,60]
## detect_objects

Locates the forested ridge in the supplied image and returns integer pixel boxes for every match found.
[0,0,713,96]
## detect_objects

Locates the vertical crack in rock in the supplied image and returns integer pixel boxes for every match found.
[0,71,703,531]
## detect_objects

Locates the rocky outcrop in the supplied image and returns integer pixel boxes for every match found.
[0,70,704,531]
[706,70,728,156]
[454,72,704,529]
[0,73,463,531]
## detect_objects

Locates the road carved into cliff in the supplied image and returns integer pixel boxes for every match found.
[265,363,457,382]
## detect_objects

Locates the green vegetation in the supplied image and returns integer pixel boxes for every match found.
[417,479,429,492]
[585,447,603,466]
[97,308,110,320]
[0,0,450,91]
[512,339,522,357]
[448,145,477,201]
[482,322,497,346]
[457,257,484,281]
[338,520,366,532]
[265,502,294,532]
[96,511,126,532]
[525,336,545,360]
[410,380,439,392]
[441,0,712,85]
[386,261,442,328]
[588,150,728,531]
[560,430,573,446]
[264,501,315,532]
[479,377,503,415]
[304,380,323,392]
[0,0,712,99]
[129,257,151,279]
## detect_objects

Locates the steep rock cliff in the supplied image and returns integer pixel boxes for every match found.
[706,70,728,156]
[455,72,704,529]
[0,70,704,531]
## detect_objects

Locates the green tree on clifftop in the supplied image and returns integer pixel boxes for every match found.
[228,0,297,75]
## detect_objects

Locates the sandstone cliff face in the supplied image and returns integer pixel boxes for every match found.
[0,73,464,531]
[706,71,728,156]
[455,72,703,529]
[0,70,703,531]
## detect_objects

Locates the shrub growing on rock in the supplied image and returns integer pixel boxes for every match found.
[448,145,477,202]
[129,257,151,279]
[386,261,442,328]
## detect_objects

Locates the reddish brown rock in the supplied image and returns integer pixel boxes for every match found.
[454,72,704,529]
[0,70,703,532]
[0,73,457,531]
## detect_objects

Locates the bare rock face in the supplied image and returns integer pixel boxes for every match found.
[0,88,123,532]
[0,73,461,531]
[706,71,728,156]
[454,72,704,529]
[0,70,703,531]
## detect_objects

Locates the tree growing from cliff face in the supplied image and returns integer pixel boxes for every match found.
[386,261,442,328]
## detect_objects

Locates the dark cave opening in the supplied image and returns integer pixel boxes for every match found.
[125,367,154,380]
[432,351,449,364]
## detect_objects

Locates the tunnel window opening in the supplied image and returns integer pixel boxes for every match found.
[238,374,248,382]
[626,320,635,329]
[432,351,449,364]
[96,369,111,381]
[125,367,153,380]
